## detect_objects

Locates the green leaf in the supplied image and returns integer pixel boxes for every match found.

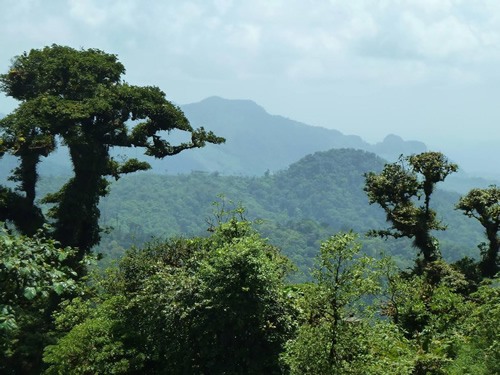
[53,282,65,295]
[57,251,68,262]
[24,286,37,300]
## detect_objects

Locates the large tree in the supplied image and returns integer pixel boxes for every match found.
[0,45,224,270]
[456,186,500,278]
[364,152,458,263]
[43,209,294,374]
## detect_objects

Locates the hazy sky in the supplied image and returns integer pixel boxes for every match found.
[1,0,500,171]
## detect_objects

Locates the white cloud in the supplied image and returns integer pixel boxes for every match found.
[2,0,500,147]
[405,0,453,14]
[286,58,325,80]
[401,12,479,60]
[227,23,261,52]
[6,0,495,87]
[213,0,233,14]
[69,0,108,27]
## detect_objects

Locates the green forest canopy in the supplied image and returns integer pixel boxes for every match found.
[1,46,499,375]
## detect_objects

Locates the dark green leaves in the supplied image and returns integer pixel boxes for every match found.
[457,186,500,277]
[0,44,124,100]
[0,45,224,260]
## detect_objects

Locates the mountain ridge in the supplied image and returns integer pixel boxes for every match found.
[93,147,484,273]
[4,97,494,194]
[167,96,427,175]
[1,97,427,178]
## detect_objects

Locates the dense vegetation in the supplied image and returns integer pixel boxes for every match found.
[1,46,499,374]
[3,205,499,374]
[0,45,224,373]
[78,148,481,275]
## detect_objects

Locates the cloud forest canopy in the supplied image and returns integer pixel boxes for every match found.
[0,45,224,270]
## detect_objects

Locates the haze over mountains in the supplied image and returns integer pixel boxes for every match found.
[165,96,427,175]
[1,97,498,193]
[0,97,426,175]
[0,99,491,271]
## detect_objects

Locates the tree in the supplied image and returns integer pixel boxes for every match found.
[364,152,458,263]
[456,186,500,278]
[43,295,143,375]
[44,207,295,374]
[281,232,414,374]
[0,45,224,271]
[380,258,472,374]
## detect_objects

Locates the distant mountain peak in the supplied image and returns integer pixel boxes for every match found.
[199,96,259,106]
[382,134,404,143]
[372,133,427,160]
[187,96,268,116]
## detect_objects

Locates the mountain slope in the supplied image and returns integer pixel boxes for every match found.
[91,148,483,275]
[2,96,424,178]
[164,96,426,175]
[4,97,494,193]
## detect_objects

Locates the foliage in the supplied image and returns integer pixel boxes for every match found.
[446,282,500,374]
[282,232,415,374]
[380,258,474,374]
[365,152,458,263]
[44,209,294,374]
[0,227,77,374]
[0,45,224,271]
[43,296,144,375]
[83,149,482,278]
[456,185,500,277]
[1,67,497,374]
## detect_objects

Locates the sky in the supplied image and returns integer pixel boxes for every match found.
[1,0,500,174]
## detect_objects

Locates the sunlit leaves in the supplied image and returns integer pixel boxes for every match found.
[365,152,457,263]
[44,215,293,374]
[282,232,401,374]
[0,226,78,372]
[0,227,76,331]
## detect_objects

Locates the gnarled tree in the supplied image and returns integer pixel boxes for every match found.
[364,152,457,264]
[0,45,224,272]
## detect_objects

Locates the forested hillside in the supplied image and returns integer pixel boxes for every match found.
[3,96,496,195]
[74,148,483,276]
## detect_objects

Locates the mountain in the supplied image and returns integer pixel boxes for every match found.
[161,96,427,175]
[371,134,426,161]
[3,97,496,193]
[1,97,425,179]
